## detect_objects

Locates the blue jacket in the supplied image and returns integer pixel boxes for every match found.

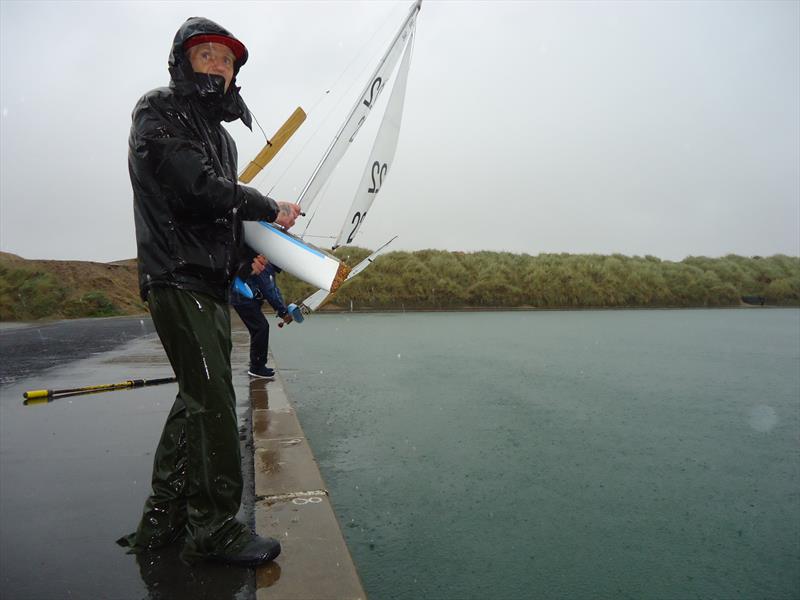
[230,264,288,317]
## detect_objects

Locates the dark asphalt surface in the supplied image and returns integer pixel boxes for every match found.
[0,316,257,600]
[0,316,158,384]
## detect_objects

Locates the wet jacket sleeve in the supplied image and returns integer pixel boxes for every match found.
[253,268,288,317]
[134,99,279,222]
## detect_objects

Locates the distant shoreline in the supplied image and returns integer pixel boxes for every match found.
[2,250,797,321]
[2,303,795,325]
[317,304,791,314]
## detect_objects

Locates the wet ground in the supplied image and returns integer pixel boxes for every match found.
[0,316,256,599]
[0,316,157,384]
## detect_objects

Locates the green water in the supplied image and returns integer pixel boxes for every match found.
[270,309,800,600]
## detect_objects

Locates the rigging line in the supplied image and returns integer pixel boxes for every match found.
[307,3,401,114]
[298,172,337,239]
[265,53,380,198]
[302,234,338,240]
[264,86,359,198]
[264,3,408,197]
[299,207,316,238]
[251,110,272,146]
[265,97,343,198]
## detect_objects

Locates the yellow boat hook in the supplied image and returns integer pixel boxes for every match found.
[23,377,176,405]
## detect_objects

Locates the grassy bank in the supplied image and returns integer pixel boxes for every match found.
[0,253,144,321]
[283,249,800,310]
[1,250,797,322]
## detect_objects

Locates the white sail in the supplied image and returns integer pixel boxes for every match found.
[242,1,420,296]
[296,0,421,212]
[335,27,415,248]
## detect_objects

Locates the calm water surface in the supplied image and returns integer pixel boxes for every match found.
[271,309,800,600]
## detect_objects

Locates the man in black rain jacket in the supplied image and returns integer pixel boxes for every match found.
[120,16,300,567]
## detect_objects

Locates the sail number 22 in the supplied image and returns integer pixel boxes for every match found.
[368,161,388,193]
[348,77,385,143]
[348,160,387,243]
[347,211,367,243]
[363,77,383,108]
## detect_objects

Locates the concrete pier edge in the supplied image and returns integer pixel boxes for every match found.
[233,337,366,600]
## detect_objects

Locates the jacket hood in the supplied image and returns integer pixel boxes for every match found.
[168,17,253,129]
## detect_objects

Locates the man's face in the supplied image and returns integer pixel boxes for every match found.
[187,42,236,92]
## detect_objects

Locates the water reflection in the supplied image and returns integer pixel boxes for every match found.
[256,561,282,589]
[249,378,270,410]
[135,544,254,600]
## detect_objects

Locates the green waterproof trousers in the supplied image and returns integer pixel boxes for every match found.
[120,287,249,562]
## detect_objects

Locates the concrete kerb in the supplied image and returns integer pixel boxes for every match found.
[230,324,366,599]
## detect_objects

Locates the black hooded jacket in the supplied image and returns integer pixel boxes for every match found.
[130,17,278,302]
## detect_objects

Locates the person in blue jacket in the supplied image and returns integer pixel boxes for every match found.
[231,255,292,378]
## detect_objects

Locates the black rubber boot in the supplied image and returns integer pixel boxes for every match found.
[209,534,282,567]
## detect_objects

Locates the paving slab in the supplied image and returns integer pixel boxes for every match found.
[255,496,366,600]
[254,440,327,497]
[248,375,293,411]
[253,405,302,442]
[249,352,366,600]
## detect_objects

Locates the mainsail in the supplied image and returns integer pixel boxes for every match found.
[296,0,420,213]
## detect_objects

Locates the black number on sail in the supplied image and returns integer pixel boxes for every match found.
[347,211,368,243]
[363,77,383,108]
[368,161,388,194]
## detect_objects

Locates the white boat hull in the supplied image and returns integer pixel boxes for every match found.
[243,221,349,292]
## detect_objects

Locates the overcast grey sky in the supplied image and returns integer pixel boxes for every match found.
[1,0,798,263]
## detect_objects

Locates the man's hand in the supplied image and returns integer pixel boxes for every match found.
[251,254,267,275]
[280,313,293,324]
[274,202,302,230]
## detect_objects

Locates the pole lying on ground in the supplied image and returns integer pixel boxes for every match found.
[22,377,177,405]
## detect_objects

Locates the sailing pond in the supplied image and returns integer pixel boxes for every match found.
[271,308,800,600]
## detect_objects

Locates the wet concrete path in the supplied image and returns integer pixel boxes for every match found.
[0,315,364,599]
[0,316,157,385]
